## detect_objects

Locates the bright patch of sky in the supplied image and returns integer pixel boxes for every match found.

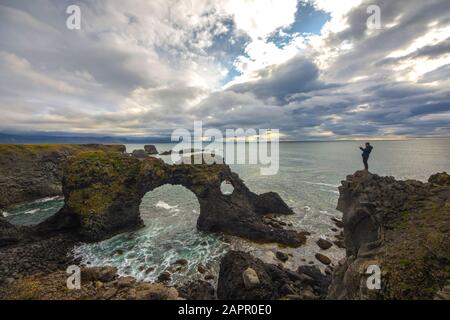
[218,1,330,86]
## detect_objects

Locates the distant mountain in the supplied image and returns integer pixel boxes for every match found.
[0,132,171,144]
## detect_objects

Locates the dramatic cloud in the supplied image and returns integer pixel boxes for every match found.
[0,0,449,139]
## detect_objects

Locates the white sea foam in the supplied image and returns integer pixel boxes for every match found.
[33,196,63,204]
[23,209,40,215]
[302,181,339,188]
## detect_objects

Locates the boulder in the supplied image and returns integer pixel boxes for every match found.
[144,145,158,155]
[217,251,330,300]
[315,253,331,265]
[197,264,207,274]
[173,259,188,266]
[275,251,289,262]
[242,267,260,289]
[316,238,333,250]
[157,271,172,283]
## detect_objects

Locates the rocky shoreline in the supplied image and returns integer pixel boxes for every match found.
[0,144,449,300]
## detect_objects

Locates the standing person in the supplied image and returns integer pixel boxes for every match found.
[360,142,373,171]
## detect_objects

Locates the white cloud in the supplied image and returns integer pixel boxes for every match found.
[0,51,80,94]
[224,0,298,40]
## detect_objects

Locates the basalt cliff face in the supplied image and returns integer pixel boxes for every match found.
[35,151,304,247]
[328,171,450,300]
[0,144,125,210]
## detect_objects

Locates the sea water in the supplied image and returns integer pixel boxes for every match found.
[5,140,449,284]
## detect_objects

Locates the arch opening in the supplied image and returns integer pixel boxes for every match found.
[73,184,228,285]
[220,180,235,195]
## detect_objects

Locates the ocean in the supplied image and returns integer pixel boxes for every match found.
[3,140,449,284]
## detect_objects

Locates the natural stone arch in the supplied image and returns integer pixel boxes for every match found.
[35,152,305,247]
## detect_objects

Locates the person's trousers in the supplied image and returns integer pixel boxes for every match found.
[363,156,369,170]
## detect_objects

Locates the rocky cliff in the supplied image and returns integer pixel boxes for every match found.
[35,151,305,246]
[0,144,125,210]
[328,171,450,300]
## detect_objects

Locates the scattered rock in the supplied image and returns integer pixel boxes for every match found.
[157,271,172,283]
[316,238,333,250]
[333,240,345,249]
[173,259,188,266]
[197,264,207,274]
[331,217,344,228]
[315,253,331,265]
[113,249,124,256]
[242,267,260,289]
[145,267,155,274]
[276,251,289,262]
[144,145,158,155]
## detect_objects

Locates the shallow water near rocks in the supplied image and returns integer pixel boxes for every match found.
[5,140,450,285]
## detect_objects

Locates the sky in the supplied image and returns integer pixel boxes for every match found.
[0,0,449,140]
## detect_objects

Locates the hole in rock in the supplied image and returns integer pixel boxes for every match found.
[220,180,235,195]
[73,184,228,285]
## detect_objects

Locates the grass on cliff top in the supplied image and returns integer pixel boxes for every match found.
[383,199,450,299]
[0,144,124,156]
[139,156,229,185]
[64,151,141,215]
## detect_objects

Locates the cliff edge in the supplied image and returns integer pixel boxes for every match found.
[328,170,450,300]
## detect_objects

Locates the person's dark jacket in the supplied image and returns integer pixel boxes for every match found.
[360,145,373,158]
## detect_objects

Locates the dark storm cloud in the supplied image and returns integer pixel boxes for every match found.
[228,56,327,103]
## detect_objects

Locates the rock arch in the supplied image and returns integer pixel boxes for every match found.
[35,152,305,247]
